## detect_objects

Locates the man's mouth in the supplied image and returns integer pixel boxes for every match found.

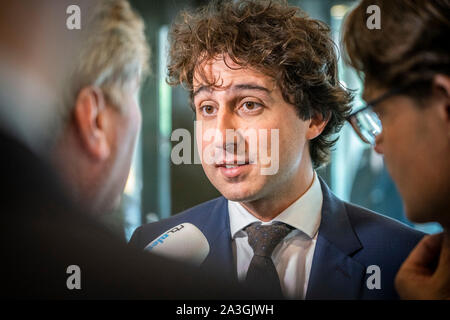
[215,161,253,178]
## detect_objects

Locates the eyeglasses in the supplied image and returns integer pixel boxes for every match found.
[347,87,405,145]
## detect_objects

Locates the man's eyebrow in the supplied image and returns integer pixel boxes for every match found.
[193,83,271,98]
[233,84,271,93]
[192,85,210,98]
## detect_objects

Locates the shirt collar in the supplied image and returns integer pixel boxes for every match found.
[228,171,323,239]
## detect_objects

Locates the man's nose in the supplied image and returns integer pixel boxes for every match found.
[214,109,240,151]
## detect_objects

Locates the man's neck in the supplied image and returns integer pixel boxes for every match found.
[240,167,315,222]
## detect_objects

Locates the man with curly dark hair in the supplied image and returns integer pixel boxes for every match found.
[131,0,423,299]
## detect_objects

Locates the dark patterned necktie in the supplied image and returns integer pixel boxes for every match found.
[244,222,292,299]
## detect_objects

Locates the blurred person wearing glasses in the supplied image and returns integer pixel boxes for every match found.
[343,0,450,299]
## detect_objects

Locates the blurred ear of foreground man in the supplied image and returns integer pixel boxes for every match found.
[0,0,243,299]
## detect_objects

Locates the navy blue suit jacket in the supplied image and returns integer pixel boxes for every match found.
[130,179,424,299]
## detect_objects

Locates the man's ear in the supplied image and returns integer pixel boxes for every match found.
[73,86,110,160]
[306,111,330,140]
[431,74,450,136]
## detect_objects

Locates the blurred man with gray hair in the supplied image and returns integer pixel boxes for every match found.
[51,0,149,215]
[0,0,241,299]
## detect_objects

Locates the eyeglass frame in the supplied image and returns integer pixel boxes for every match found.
[346,85,413,145]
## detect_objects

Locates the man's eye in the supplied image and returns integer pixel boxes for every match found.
[200,105,216,116]
[241,101,262,112]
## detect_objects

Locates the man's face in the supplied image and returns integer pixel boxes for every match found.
[101,83,142,212]
[364,85,450,224]
[193,57,312,203]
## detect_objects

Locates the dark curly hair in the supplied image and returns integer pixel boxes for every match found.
[343,0,450,94]
[167,0,352,168]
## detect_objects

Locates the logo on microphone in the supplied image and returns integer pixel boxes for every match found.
[146,224,185,250]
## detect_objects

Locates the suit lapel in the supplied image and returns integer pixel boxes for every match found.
[198,197,236,280]
[306,178,365,299]
[195,180,366,297]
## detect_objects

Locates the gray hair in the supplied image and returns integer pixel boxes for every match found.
[61,0,149,129]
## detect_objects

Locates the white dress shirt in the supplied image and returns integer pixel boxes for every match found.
[228,171,323,299]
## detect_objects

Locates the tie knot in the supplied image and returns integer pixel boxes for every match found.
[245,223,292,257]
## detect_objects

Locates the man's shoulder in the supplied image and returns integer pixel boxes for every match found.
[341,201,425,278]
[319,177,424,251]
[340,201,426,299]
[129,197,225,249]
[343,201,424,245]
